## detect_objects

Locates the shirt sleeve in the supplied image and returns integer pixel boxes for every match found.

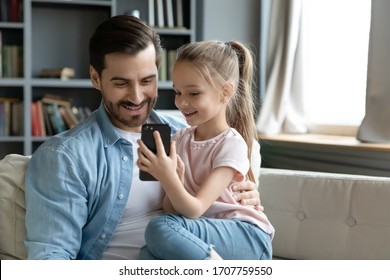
[25,146,88,260]
[251,139,261,186]
[212,135,250,182]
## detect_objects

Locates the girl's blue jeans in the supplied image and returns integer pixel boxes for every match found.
[138,213,272,260]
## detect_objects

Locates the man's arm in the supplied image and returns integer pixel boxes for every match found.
[25,148,87,259]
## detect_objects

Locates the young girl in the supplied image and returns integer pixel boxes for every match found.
[137,40,274,260]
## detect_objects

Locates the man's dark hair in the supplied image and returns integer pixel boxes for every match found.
[89,15,162,75]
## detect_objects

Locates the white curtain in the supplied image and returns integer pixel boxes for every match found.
[357,0,390,143]
[256,0,307,135]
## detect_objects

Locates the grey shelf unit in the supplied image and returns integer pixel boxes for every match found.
[0,0,196,158]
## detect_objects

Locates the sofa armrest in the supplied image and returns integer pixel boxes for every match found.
[260,168,390,260]
[0,154,30,260]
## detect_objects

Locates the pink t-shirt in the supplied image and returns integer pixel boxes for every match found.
[173,127,275,238]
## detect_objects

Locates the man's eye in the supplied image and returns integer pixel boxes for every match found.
[142,79,152,85]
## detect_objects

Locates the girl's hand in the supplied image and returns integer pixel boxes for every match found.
[176,155,185,184]
[137,130,178,183]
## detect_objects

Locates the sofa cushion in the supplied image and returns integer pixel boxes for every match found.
[260,168,390,260]
[0,154,30,260]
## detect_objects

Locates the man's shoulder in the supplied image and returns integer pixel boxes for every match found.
[34,115,104,157]
[150,110,188,134]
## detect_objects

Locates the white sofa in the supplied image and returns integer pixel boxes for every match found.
[1,154,390,260]
[260,168,390,260]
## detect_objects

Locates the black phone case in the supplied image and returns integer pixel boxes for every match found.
[139,124,171,181]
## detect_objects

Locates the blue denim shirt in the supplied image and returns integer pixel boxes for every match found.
[25,103,186,259]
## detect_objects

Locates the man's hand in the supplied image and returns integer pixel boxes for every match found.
[232,180,264,211]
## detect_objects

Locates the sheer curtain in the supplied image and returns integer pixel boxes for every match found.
[357,0,390,143]
[256,0,307,135]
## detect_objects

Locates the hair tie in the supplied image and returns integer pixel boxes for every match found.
[224,41,231,47]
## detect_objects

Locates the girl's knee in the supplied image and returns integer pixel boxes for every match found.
[145,214,182,243]
[145,215,166,242]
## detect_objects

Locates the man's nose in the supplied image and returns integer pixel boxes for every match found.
[128,84,144,104]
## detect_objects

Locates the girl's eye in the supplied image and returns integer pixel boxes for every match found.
[189,92,199,96]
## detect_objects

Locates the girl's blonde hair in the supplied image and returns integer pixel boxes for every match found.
[175,40,258,183]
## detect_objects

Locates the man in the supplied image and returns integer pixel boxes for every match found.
[25,15,262,260]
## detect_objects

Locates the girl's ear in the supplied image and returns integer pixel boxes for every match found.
[90,66,101,90]
[222,82,234,103]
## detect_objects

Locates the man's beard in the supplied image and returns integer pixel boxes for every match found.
[104,97,157,129]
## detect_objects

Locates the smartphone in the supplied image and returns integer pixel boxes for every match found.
[139,123,171,181]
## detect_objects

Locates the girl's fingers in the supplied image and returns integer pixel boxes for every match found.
[169,140,177,160]
[137,139,152,157]
[153,130,167,156]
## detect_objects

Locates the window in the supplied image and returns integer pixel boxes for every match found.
[302,0,371,132]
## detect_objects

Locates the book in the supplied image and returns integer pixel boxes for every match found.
[45,103,66,134]
[0,103,3,136]
[0,0,8,22]
[0,30,2,78]
[10,45,20,77]
[167,49,177,80]
[31,102,40,136]
[0,97,20,136]
[10,0,19,22]
[36,100,46,137]
[3,100,11,136]
[159,48,167,81]
[11,101,22,136]
[2,45,11,77]
[175,0,184,28]
[41,102,54,136]
[148,0,155,27]
[156,0,164,28]
[59,106,77,129]
[165,0,174,28]
[41,94,72,108]
[39,67,75,80]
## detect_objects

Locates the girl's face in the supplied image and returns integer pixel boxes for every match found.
[90,44,158,132]
[172,61,228,130]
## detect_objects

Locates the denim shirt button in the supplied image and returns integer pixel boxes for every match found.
[122,156,128,161]
[100,233,106,239]
[118,193,124,200]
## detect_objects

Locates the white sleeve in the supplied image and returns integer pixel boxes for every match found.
[250,139,261,187]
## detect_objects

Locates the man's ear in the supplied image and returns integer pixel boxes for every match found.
[90,66,101,90]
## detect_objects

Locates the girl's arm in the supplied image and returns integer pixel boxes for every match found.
[137,131,235,219]
[162,194,177,213]
[162,154,185,213]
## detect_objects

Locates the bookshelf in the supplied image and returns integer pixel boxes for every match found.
[0,0,196,158]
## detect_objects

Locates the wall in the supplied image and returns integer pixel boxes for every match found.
[196,0,260,44]
[196,0,263,106]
